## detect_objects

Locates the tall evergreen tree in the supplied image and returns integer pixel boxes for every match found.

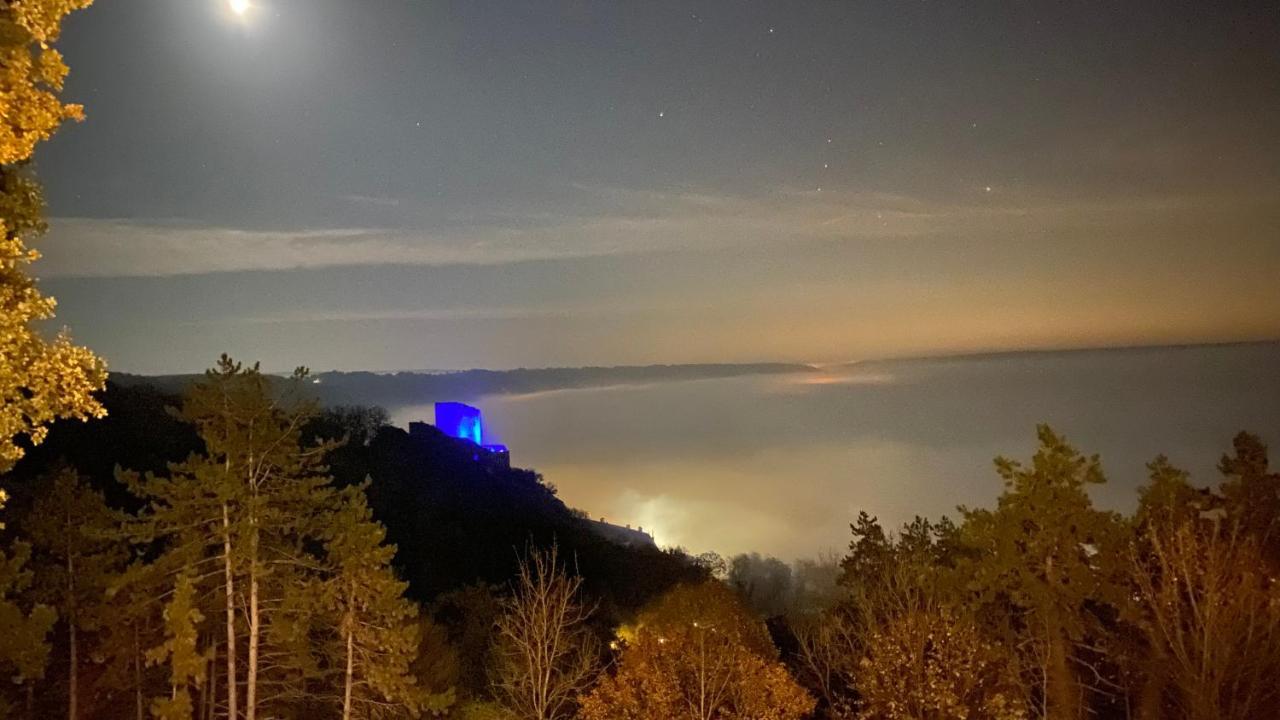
[0,541,56,716]
[1217,432,1280,567]
[322,485,442,719]
[119,356,433,719]
[958,426,1126,720]
[122,356,341,720]
[146,573,206,720]
[23,463,125,720]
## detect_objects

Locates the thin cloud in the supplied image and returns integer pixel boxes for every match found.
[229,304,648,325]
[35,185,1277,278]
[338,194,402,208]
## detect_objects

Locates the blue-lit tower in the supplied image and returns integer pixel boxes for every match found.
[431,402,509,468]
[435,402,483,445]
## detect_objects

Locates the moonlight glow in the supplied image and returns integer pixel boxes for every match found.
[229,0,250,16]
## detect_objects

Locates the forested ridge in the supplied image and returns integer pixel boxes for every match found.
[2,369,1278,719]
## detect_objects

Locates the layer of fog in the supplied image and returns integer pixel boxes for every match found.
[391,342,1279,559]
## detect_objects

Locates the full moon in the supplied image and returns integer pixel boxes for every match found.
[229,0,250,15]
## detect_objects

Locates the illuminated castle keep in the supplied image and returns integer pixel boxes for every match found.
[413,401,510,468]
[434,402,485,445]
[411,402,653,547]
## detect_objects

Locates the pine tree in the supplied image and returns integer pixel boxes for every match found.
[119,355,437,719]
[959,426,1127,720]
[23,463,125,720]
[146,573,206,720]
[0,541,57,716]
[118,455,234,719]
[322,485,443,719]
[1217,432,1280,567]
[122,356,342,720]
[99,575,163,720]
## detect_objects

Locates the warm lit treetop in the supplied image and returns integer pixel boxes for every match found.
[626,580,776,659]
[0,0,104,483]
[583,582,813,720]
[1,0,93,165]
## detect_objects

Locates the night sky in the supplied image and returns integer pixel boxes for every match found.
[35,0,1280,374]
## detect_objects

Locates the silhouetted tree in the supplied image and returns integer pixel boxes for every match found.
[0,541,56,717]
[1218,432,1280,567]
[728,553,793,617]
[492,545,600,720]
[22,464,125,720]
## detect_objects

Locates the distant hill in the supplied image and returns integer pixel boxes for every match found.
[112,362,818,408]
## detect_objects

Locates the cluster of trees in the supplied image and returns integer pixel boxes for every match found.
[0,357,806,720]
[787,426,1280,720]
[1,371,722,719]
[3,0,106,712]
[6,377,1278,720]
[2,359,447,719]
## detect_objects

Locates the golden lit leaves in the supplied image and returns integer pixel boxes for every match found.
[580,582,814,720]
[1,1,92,165]
[0,0,104,476]
[854,608,1028,720]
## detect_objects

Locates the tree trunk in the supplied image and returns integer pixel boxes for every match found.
[222,501,239,720]
[1045,625,1078,720]
[342,622,355,720]
[69,619,78,720]
[207,638,217,720]
[134,626,144,720]
[66,530,78,720]
[246,517,260,720]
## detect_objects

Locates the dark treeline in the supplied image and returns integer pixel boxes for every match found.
[2,362,1279,720]
[112,362,816,409]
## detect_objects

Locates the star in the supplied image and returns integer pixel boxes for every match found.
[984,186,993,192]
[768,27,775,34]
[658,111,665,118]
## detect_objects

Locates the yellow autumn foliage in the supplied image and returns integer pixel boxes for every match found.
[854,607,1028,720]
[1,0,104,494]
[579,582,814,720]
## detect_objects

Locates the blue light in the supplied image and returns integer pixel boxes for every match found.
[434,402,483,445]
